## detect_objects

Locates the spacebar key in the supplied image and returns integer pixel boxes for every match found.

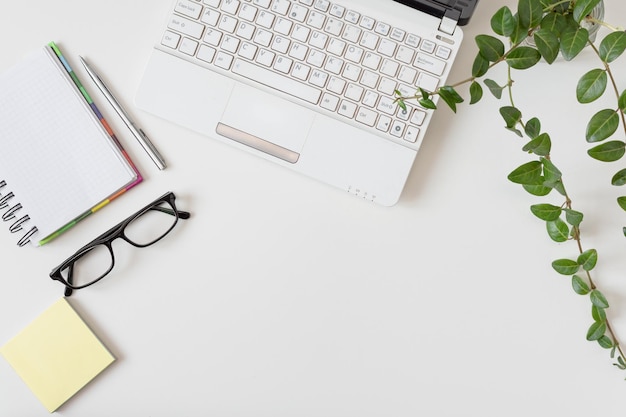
[232,59,321,104]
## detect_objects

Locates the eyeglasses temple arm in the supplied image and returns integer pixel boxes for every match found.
[151,206,191,219]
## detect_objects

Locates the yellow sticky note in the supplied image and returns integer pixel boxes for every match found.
[0,298,115,412]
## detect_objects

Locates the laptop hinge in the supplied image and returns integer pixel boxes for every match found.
[439,9,460,35]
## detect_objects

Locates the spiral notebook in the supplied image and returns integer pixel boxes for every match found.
[0,42,142,247]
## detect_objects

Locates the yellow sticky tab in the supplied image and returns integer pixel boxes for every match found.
[0,298,115,412]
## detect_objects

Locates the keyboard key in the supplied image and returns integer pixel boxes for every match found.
[253,0,271,8]
[410,109,427,125]
[215,52,234,69]
[239,4,258,21]
[161,30,181,49]
[239,42,258,59]
[376,115,392,132]
[338,100,357,118]
[198,45,216,63]
[345,10,360,24]
[416,72,439,92]
[360,70,379,89]
[390,120,406,137]
[314,0,330,12]
[414,53,446,76]
[232,59,321,104]
[327,76,346,94]
[275,17,293,35]
[271,0,291,15]
[320,92,340,111]
[404,126,419,143]
[377,96,396,115]
[307,11,326,29]
[436,45,452,60]
[175,0,203,20]
[356,107,377,127]
[218,15,238,33]
[201,9,220,26]
[289,4,308,22]
[329,4,345,17]
[377,77,396,95]
[256,48,275,66]
[362,90,379,107]
[345,83,364,101]
[180,37,199,55]
[204,28,222,46]
[274,55,293,73]
[378,39,397,57]
[168,15,205,38]
[309,69,329,87]
[257,10,275,28]
[221,0,241,15]
[420,39,436,54]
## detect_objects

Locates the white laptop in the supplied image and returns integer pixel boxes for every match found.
[136,0,478,206]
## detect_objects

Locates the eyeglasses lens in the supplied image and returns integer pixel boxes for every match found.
[124,201,178,246]
[60,244,113,288]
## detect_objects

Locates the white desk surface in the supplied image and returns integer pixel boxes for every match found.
[2,1,626,415]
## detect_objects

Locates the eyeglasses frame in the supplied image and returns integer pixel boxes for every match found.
[49,191,190,295]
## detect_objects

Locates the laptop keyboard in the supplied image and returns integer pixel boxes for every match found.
[160,0,455,149]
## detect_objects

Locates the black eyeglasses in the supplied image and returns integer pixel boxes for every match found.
[50,192,190,296]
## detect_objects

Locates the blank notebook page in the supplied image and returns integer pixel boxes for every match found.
[0,47,136,241]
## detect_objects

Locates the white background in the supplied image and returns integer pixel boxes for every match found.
[1,0,626,415]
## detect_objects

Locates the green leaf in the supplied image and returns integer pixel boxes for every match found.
[508,161,543,185]
[541,157,562,183]
[518,0,544,29]
[469,81,483,105]
[500,106,522,129]
[506,46,542,69]
[560,26,589,61]
[573,0,602,24]
[599,31,626,63]
[619,90,626,112]
[522,132,551,156]
[419,98,437,110]
[525,118,541,139]
[530,203,562,221]
[590,289,610,308]
[484,79,505,99]
[572,275,591,295]
[598,335,614,349]
[510,17,529,45]
[577,249,598,271]
[576,69,607,104]
[586,321,607,341]
[476,35,505,62]
[491,6,516,37]
[564,209,584,227]
[523,183,552,196]
[547,219,570,242]
[617,196,626,211]
[438,86,464,113]
[586,109,620,143]
[587,141,626,162]
[611,169,626,186]
[472,53,490,78]
[540,11,567,35]
[552,258,580,275]
[533,29,560,64]
[592,305,607,323]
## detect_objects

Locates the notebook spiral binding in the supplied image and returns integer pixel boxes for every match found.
[0,180,38,246]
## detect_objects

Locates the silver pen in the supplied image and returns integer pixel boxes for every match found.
[79,56,167,170]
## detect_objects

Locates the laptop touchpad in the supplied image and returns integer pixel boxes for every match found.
[217,83,315,164]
